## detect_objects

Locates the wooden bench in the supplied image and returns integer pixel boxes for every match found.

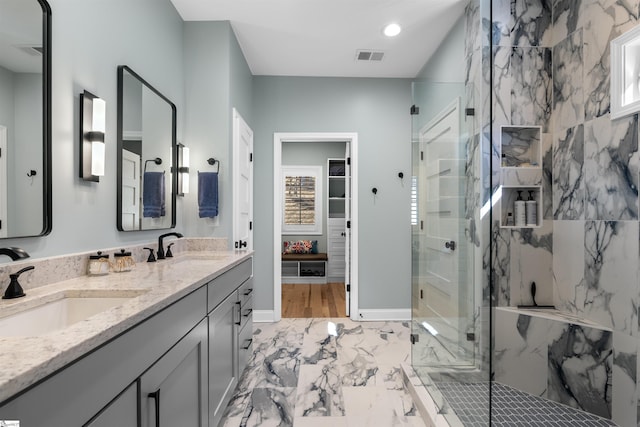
[281,253,328,284]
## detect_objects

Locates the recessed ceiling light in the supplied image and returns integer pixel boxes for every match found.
[383,23,402,37]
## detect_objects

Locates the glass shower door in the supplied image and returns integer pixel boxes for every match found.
[411,82,475,371]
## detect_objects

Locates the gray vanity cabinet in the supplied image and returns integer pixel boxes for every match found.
[0,256,253,427]
[207,258,253,427]
[140,318,208,427]
[208,292,238,426]
[237,278,254,376]
[84,382,138,427]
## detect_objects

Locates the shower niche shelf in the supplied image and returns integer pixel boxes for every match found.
[500,186,542,228]
[500,126,542,168]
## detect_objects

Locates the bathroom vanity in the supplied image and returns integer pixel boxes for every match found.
[0,250,253,427]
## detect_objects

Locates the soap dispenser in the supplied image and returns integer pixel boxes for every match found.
[525,190,538,226]
[514,190,526,227]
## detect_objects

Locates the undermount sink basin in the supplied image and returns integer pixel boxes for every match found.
[0,290,146,337]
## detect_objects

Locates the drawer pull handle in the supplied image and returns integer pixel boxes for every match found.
[235,301,242,325]
[242,338,253,350]
[148,389,161,427]
[243,288,253,296]
[243,308,253,317]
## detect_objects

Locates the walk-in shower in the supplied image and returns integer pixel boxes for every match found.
[410,0,637,425]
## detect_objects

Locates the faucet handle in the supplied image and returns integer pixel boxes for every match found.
[3,265,34,299]
[166,243,175,258]
[143,247,156,263]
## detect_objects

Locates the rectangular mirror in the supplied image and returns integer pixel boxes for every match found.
[0,0,52,238]
[116,65,176,231]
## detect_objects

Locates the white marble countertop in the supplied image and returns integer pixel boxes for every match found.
[0,250,253,404]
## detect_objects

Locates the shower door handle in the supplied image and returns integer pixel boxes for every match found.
[445,240,456,251]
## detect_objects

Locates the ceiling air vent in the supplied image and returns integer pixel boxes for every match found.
[356,50,384,62]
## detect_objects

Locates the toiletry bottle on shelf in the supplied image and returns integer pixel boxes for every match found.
[505,212,514,226]
[526,190,538,226]
[514,190,526,227]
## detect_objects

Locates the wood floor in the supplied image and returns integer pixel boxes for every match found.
[282,282,346,318]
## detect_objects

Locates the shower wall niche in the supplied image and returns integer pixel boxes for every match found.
[500,126,541,168]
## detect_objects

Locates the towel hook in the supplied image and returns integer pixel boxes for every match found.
[207,158,220,173]
[144,157,162,173]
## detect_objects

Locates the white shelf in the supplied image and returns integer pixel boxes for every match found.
[500,186,542,228]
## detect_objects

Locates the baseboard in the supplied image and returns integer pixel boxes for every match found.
[356,308,411,321]
[253,310,277,322]
[254,309,410,322]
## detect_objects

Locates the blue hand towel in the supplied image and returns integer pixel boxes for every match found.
[143,171,165,218]
[198,172,219,218]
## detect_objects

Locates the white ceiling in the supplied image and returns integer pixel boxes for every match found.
[169,0,467,78]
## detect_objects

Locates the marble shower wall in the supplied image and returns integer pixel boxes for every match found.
[491,0,554,308]
[491,0,640,424]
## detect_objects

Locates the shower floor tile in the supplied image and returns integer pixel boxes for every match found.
[435,382,617,426]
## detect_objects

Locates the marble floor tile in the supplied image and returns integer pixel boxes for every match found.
[220,318,426,427]
[240,387,297,427]
[292,416,349,427]
[295,362,346,416]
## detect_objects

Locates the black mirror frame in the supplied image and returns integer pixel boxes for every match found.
[40,0,52,237]
[116,65,177,232]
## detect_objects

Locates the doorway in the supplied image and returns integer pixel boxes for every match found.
[273,132,359,321]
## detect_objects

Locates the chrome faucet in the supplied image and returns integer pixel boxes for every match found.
[0,247,30,261]
[157,232,183,260]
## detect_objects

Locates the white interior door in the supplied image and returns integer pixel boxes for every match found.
[121,149,141,230]
[233,108,253,250]
[0,126,7,238]
[344,143,351,316]
[418,99,468,355]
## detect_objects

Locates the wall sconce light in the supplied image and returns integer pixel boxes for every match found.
[80,90,106,182]
[178,143,190,196]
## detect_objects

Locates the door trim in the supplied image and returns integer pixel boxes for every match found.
[273,132,359,321]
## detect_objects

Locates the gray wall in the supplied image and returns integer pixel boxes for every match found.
[1,0,185,257]
[182,21,253,243]
[0,67,43,237]
[11,73,42,236]
[252,76,412,312]
[413,15,466,131]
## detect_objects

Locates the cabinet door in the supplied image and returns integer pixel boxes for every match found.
[84,382,138,427]
[209,292,238,427]
[140,318,208,427]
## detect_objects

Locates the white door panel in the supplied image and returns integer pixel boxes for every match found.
[233,109,253,250]
[121,150,141,231]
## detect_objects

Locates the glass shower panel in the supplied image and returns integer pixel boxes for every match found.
[411,80,489,425]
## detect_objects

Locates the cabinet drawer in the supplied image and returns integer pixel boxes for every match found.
[237,295,253,330]
[237,321,253,377]
[208,258,252,312]
[239,277,254,308]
